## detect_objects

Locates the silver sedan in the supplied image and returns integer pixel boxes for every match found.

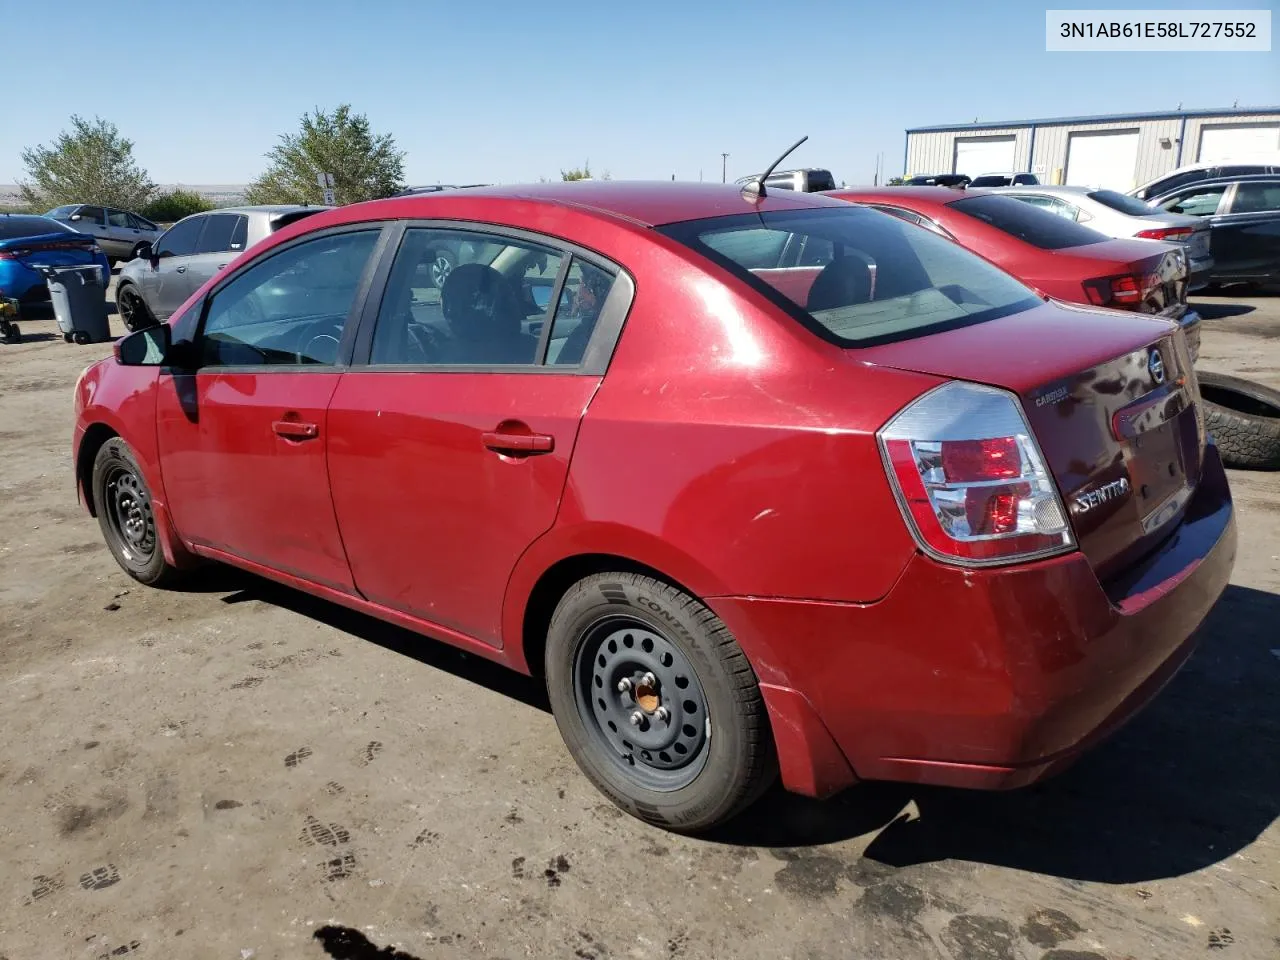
[984,184,1214,291]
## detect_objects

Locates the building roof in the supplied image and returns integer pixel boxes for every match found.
[907,105,1280,135]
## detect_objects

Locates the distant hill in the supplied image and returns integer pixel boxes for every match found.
[0,184,249,208]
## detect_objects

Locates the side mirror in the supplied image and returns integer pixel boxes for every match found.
[135,241,154,262]
[114,323,171,366]
[70,214,82,221]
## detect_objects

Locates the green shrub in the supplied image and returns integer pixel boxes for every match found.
[141,189,213,223]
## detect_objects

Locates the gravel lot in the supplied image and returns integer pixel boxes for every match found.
[1,287,1277,960]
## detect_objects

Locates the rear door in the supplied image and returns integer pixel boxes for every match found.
[155,226,385,589]
[1213,180,1280,281]
[326,224,628,646]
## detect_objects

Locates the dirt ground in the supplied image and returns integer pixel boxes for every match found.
[1,286,1277,960]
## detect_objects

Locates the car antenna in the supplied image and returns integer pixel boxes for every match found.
[742,135,808,201]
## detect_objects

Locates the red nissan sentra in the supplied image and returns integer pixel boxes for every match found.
[828,187,1204,361]
[73,181,1235,832]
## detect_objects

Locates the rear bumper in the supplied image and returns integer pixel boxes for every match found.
[713,444,1235,797]
[1187,256,1213,292]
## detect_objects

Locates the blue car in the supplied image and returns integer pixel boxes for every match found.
[0,214,112,312]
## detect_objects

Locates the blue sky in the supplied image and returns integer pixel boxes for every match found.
[4,0,1277,186]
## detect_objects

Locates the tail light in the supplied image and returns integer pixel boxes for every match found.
[878,382,1074,566]
[1083,273,1158,309]
[0,250,18,260]
[1136,227,1193,242]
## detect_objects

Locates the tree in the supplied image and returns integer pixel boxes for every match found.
[244,105,405,206]
[560,163,611,182]
[142,189,213,223]
[887,176,908,186]
[19,116,155,210]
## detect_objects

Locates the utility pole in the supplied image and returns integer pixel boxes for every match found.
[721,153,729,183]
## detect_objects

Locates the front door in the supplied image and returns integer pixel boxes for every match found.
[142,215,206,319]
[104,209,142,259]
[155,226,384,590]
[326,226,621,645]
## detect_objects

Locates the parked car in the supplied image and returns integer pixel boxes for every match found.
[44,204,163,264]
[0,214,112,313]
[903,173,970,187]
[74,182,1234,832]
[968,172,1040,187]
[734,168,838,192]
[1148,175,1280,289]
[828,187,1203,360]
[1129,161,1280,201]
[115,205,329,330]
[986,184,1214,291]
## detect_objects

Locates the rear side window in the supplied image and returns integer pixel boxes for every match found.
[269,209,326,234]
[660,207,1040,348]
[0,216,72,239]
[1087,189,1159,216]
[1231,182,1280,213]
[805,170,837,192]
[949,194,1107,249]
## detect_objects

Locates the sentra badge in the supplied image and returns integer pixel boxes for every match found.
[1073,476,1131,514]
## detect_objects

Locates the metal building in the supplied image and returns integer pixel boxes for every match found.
[904,106,1280,191]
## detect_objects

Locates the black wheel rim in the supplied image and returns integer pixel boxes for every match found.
[118,290,138,328]
[104,462,156,564]
[573,616,711,792]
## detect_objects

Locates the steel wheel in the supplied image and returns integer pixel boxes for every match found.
[103,461,156,566]
[573,616,711,792]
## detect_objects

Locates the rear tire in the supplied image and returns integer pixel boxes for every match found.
[92,438,183,587]
[545,572,776,833]
[1198,371,1280,470]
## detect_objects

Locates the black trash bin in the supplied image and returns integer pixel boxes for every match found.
[39,265,111,344]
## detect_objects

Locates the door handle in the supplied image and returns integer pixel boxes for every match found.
[272,419,319,440]
[216,262,229,271]
[482,430,554,454]
[175,265,187,273]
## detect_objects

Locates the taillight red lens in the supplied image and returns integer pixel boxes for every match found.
[0,250,18,260]
[879,383,1074,567]
[1083,273,1156,309]
[1136,227,1193,242]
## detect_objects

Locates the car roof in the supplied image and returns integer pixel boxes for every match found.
[1159,173,1280,192]
[989,184,1094,195]
[349,181,847,228]
[829,186,967,209]
[208,204,332,216]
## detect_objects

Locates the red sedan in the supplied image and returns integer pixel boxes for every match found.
[828,187,1202,358]
[73,182,1234,832]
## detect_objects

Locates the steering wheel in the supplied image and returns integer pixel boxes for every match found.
[296,318,346,364]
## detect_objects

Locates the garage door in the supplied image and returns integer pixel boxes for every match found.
[1065,130,1140,189]
[953,137,1016,178]
[1198,123,1280,163]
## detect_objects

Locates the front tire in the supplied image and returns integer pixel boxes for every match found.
[92,438,182,586]
[116,284,154,332]
[545,572,776,832]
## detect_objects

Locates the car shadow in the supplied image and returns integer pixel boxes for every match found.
[1192,300,1256,320]
[217,573,550,713]
[10,331,60,344]
[710,583,1280,884]
[202,563,1276,884]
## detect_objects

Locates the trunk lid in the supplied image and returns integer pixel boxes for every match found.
[860,300,1204,582]
[1076,237,1187,316]
[0,231,102,268]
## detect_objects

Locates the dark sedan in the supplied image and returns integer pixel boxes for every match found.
[1150,175,1280,289]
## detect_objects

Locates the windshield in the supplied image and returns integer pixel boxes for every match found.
[0,216,73,240]
[950,194,1108,250]
[1088,189,1160,217]
[45,205,78,219]
[659,207,1041,347]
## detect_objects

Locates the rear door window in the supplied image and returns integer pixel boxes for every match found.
[1159,186,1228,217]
[194,213,240,254]
[660,207,1041,347]
[949,194,1108,249]
[1228,182,1280,214]
[128,213,158,231]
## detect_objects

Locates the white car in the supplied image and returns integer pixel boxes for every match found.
[984,184,1213,292]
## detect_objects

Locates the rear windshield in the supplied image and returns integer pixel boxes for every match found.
[0,216,72,240]
[1088,189,1159,216]
[268,209,327,232]
[950,194,1108,250]
[659,207,1041,347]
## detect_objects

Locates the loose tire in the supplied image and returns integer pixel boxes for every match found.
[116,284,154,332]
[1198,371,1280,471]
[545,572,776,832]
[92,438,181,586]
